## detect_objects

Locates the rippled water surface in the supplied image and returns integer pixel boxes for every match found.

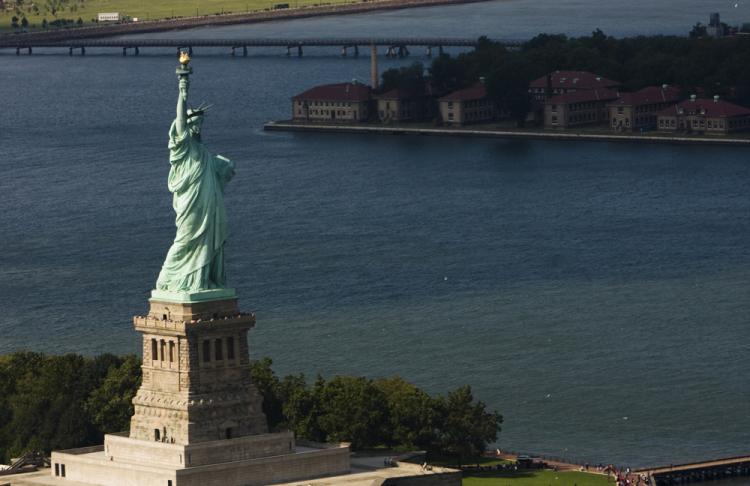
[1,0,750,469]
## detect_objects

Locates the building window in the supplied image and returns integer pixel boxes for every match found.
[55,464,59,476]
[227,337,235,360]
[169,341,175,363]
[154,428,161,441]
[448,101,453,108]
[551,104,557,112]
[225,428,233,439]
[151,339,158,361]
[203,340,211,362]
[215,339,223,361]
[61,464,66,477]
[448,112,454,121]
[160,340,166,361]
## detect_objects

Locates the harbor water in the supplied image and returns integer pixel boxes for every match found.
[1,0,749,469]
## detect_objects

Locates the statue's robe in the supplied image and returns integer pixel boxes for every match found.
[156,121,235,291]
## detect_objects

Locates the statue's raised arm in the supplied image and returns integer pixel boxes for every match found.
[175,52,191,136]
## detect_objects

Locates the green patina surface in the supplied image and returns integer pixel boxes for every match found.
[153,58,237,302]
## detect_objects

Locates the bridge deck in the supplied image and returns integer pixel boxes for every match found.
[0,37,521,49]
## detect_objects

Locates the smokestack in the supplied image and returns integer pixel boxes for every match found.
[370,44,378,90]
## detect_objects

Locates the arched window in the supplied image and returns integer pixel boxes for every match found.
[160,340,166,361]
[151,339,158,361]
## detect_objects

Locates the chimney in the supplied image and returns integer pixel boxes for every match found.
[370,44,378,90]
[714,95,720,102]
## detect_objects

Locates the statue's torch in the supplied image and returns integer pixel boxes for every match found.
[176,51,192,77]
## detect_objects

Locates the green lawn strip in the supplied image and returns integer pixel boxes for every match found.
[463,470,615,486]
[431,457,514,468]
[1,0,356,31]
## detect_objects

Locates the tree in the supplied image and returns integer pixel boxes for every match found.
[433,385,502,466]
[76,16,83,25]
[21,16,28,28]
[86,355,141,435]
[379,62,426,95]
[690,22,707,38]
[374,376,436,450]
[486,56,533,126]
[11,15,19,28]
[315,376,389,449]
[248,358,283,430]
[42,18,47,28]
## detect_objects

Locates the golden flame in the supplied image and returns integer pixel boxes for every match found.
[179,51,191,65]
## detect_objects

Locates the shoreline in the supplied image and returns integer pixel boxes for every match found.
[0,0,490,43]
[263,121,750,146]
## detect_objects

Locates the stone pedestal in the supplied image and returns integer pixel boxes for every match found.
[49,296,351,486]
[129,297,267,444]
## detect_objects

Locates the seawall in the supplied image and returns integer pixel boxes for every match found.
[263,121,750,146]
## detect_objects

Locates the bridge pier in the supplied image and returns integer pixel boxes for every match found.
[341,46,347,57]
[123,47,127,56]
[426,46,432,57]
[297,45,303,57]
[354,45,359,57]
[243,46,247,56]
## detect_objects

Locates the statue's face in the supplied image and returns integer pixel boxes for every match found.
[188,116,204,136]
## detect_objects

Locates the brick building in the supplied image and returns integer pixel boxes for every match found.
[608,85,681,132]
[530,70,620,102]
[544,89,619,128]
[438,82,495,125]
[292,81,372,122]
[657,96,750,134]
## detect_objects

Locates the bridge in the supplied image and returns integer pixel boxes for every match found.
[0,37,523,57]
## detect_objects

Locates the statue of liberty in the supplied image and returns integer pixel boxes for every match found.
[154,53,236,301]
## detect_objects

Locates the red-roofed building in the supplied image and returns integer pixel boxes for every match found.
[374,85,436,123]
[438,82,495,125]
[608,85,682,132]
[530,71,620,102]
[544,89,619,128]
[292,81,372,122]
[657,96,750,134]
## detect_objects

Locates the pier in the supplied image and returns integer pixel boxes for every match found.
[636,456,750,486]
[0,37,522,57]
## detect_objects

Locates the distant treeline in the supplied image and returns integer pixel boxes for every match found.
[379,31,750,124]
[0,353,501,466]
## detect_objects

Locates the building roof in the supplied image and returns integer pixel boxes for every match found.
[609,86,681,107]
[656,97,750,118]
[438,82,488,102]
[292,82,371,102]
[547,88,619,104]
[530,70,620,90]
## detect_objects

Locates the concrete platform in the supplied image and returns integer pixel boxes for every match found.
[6,456,460,486]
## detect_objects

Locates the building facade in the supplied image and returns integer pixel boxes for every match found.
[657,96,750,134]
[292,82,372,122]
[438,82,495,126]
[544,89,619,128]
[608,85,681,132]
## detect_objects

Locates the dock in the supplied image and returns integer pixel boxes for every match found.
[636,456,750,486]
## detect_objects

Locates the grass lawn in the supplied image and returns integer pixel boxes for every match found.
[464,470,616,486]
[0,0,357,31]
